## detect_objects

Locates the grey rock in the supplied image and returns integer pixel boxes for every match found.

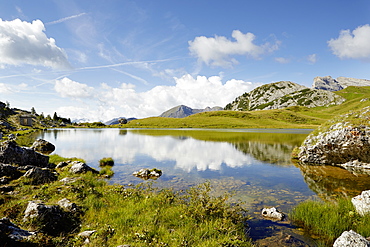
[78,230,97,238]
[352,190,370,216]
[0,163,22,180]
[69,161,98,174]
[333,230,370,247]
[58,198,78,212]
[261,207,284,221]
[133,168,162,180]
[298,107,370,165]
[0,141,49,167]
[0,217,36,242]
[59,176,80,184]
[336,77,370,88]
[31,139,55,155]
[23,167,58,184]
[56,161,70,169]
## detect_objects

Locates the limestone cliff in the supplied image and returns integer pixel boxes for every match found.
[313,76,370,91]
[225,81,345,111]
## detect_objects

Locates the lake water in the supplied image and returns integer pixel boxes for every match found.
[36,128,370,245]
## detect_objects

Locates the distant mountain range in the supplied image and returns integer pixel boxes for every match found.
[159,105,223,118]
[313,76,370,91]
[104,117,137,125]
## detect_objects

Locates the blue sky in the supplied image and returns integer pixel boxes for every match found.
[1,0,370,121]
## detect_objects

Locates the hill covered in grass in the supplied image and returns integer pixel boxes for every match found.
[124,86,370,129]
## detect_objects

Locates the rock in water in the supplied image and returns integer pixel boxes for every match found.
[333,230,370,247]
[261,207,284,221]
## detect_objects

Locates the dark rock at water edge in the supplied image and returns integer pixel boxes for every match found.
[31,139,55,155]
[0,141,49,167]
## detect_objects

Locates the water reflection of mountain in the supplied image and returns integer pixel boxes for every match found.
[296,163,370,200]
[232,142,294,166]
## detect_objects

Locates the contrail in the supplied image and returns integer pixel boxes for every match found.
[46,13,87,25]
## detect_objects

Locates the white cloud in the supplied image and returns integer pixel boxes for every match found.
[0,83,12,93]
[54,77,94,98]
[275,57,290,64]
[0,18,71,69]
[328,24,370,60]
[56,74,259,121]
[188,30,280,67]
[307,54,317,64]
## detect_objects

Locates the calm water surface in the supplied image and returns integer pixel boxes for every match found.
[36,128,370,245]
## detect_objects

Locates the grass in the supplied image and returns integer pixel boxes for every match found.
[99,157,114,167]
[0,157,254,246]
[290,198,370,246]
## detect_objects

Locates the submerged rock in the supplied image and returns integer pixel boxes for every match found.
[261,207,284,221]
[133,168,162,180]
[352,190,370,216]
[333,230,370,247]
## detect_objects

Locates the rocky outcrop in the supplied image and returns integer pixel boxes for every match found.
[0,163,22,180]
[23,200,79,235]
[31,139,55,155]
[160,105,223,118]
[0,141,49,167]
[225,81,345,111]
[313,76,370,91]
[298,107,370,166]
[23,167,58,185]
[352,190,370,216]
[333,230,370,247]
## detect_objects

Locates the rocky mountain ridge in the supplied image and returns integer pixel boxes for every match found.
[225,81,345,111]
[159,105,223,118]
[313,76,370,91]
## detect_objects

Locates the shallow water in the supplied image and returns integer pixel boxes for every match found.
[36,128,370,245]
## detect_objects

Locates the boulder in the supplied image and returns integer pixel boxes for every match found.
[333,230,370,247]
[69,161,98,174]
[23,200,76,235]
[261,207,284,221]
[0,217,36,242]
[352,190,370,216]
[23,167,58,184]
[58,198,78,212]
[31,139,55,155]
[298,107,370,165]
[0,141,49,167]
[0,163,22,180]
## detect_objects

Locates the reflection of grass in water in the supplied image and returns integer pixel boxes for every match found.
[290,198,370,246]
[129,129,309,146]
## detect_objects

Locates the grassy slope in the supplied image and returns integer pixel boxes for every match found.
[123,86,370,129]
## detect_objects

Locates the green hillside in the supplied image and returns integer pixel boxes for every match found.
[124,86,370,129]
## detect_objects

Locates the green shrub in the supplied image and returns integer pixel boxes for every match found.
[99,157,114,167]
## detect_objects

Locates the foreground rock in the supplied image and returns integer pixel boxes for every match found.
[0,217,35,243]
[261,207,284,221]
[333,230,370,247]
[31,139,55,155]
[23,200,79,235]
[23,167,58,184]
[0,141,49,167]
[352,190,370,216]
[298,107,370,166]
[69,161,98,174]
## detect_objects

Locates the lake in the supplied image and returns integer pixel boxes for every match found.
[36,128,370,244]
